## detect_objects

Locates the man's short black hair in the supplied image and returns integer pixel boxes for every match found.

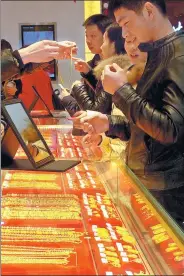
[83,14,113,34]
[108,0,167,16]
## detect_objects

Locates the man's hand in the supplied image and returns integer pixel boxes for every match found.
[83,134,102,148]
[69,111,87,129]
[72,57,91,74]
[101,63,127,95]
[71,110,109,134]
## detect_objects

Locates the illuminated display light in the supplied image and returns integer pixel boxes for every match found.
[173,21,183,31]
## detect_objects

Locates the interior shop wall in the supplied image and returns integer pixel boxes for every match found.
[1,1,85,89]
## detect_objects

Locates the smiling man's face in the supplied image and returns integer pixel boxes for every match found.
[114,6,153,43]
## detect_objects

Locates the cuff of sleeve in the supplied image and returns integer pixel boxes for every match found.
[81,69,93,78]
[100,133,109,147]
[105,115,116,138]
[114,83,134,102]
[12,50,25,70]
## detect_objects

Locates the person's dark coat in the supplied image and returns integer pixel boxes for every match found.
[105,30,184,190]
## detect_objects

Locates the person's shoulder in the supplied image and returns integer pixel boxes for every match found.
[172,30,184,57]
[88,54,100,68]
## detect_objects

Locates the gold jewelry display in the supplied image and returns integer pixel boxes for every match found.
[2,245,74,253]
[106,246,116,252]
[7,173,59,181]
[121,235,136,245]
[168,243,177,247]
[2,245,76,265]
[4,194,79,200]
[173,251,183,257]
[106,256,121,268]
[104,250,118,257]
[153,228,166,235]
[150,224,162,230]
[96,228,111,240]
[127,254,139,259]
[174,255,184,262]
[2,226,83,244]
[134,271,148,275]
[152,233,169,244]
[114,226,136,245]
[2,196,80,210]
[2,256,69,265]
[3,181,60,190]
[165,247,178,253]
[126,248,139,254]
[123,245,133,250]
[2,208,81,220]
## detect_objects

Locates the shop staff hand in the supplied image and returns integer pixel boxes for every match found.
[58,41,78,59]
[72,57,91,74]
[71,110,109,135]
[101,63,127,95]
[1,123,5,139]
[19,40,61,64]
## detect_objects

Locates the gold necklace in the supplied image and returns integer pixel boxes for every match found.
[2,209,81,220]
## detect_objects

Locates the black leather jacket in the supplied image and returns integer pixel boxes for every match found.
[106,30,184,190]
[80,54,100,89]
[71,80,112,114]
[70,54,130,115]
[61,54,112,115]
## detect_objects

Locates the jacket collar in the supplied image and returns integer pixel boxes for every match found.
[139,30,184,52]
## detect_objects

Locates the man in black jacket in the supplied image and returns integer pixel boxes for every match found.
[73,0,184,228]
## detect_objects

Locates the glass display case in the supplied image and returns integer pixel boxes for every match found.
[1,112,184,275]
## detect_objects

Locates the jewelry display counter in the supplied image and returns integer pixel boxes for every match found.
[1,113,183,275]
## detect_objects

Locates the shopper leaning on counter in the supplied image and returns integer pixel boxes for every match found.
[1,40,77,82]
[72,0,184,228]
[82,36,147,149]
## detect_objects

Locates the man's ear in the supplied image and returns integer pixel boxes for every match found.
[143,2,155,21]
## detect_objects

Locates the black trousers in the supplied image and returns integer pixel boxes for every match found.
[151,186,184,231]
